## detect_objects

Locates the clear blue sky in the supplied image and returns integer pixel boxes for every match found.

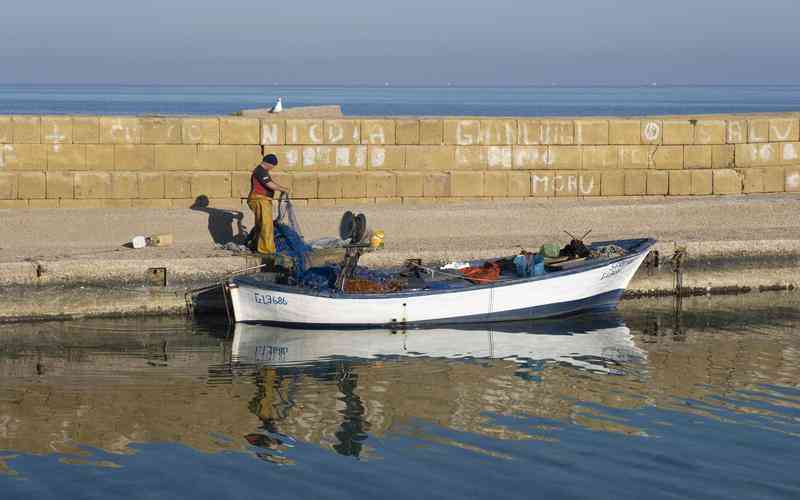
[1,0,798,85]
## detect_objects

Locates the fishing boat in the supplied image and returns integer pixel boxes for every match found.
[225,237,656,328]
[230,312,645,373]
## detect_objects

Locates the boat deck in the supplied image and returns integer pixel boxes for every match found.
[233,238,654,299]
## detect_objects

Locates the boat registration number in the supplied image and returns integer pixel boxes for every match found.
[600,261,626,280]
[255,345,288,361]
[254,292,288,306]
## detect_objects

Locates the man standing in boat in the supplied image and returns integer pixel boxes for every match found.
[247,154,290,255]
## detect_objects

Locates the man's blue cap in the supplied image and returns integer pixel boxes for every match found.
[262,154,278,166]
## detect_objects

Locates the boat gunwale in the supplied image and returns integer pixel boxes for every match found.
[231,237,656,300]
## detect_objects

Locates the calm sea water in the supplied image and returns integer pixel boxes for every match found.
[1,85,800,116]
[1,292,799,499]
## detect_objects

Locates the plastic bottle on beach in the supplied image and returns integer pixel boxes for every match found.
[131,236,147,249]
[130,234,173,249]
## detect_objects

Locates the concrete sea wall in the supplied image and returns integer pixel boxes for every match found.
[1,113,800,208]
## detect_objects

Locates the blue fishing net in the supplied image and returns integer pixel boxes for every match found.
[298,265,339,290]
[274,223,311,274]
[272,196,401,291]
[353,266,396,283]
[297,265,397,293]
[273,197,312,276]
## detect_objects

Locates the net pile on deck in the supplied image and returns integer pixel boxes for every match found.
[298,264,401,294]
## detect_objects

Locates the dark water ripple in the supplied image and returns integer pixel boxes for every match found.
[1,293,799,499]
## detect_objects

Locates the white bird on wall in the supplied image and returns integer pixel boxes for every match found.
[270,97,283,113]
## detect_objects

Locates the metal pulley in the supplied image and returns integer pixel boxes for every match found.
[339,211,368,244]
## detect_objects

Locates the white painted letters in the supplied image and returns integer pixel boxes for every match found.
[370,147,386,168]
[783,143,798,162]
[284,149,299,167]
[514,147,551,169]
[309,124,321,144]
[728,122,745,143]
[335,147,351,167]
[111,120,135,143]
[759,144,775,162]
[566,175,578,192]
[643,121,661,142]
[261,123,279,145]
[328,123,344,144]
[289,122,323,144]
[487,147,512,169]
[302,147,315,167]
[771,122,794,141]
[3,145,16,167]
[368,126,386,145]
[532,174,551,194]
[45,124,66,143]
[335,146,366,168]
[456,121,478,145]
[787,172,800,191]
[482,122,514,145]
[579,175,595,195]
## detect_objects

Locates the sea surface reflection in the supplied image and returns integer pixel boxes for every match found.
[1,293,799,499]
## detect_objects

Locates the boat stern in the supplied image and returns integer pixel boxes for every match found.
[226,279,282,324]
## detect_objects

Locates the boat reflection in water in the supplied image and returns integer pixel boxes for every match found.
[230,313,646,460]
[3,293,800,493]
[0,312,649,470]
[231,313,645,373]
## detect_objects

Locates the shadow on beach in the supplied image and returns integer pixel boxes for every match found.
[190,195,248,245]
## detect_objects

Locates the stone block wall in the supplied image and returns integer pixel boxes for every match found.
[1,114,799,208]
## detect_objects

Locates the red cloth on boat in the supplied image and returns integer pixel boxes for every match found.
[460,261,501,284]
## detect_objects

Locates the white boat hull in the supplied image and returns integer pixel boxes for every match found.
[228,239,654,328]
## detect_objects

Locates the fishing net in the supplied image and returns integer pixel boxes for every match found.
[299,266,339,290]
[343,278,403,294]
[270,196,404,293]
[273,194,312,275]
[298,264,401,293]
[590,244,627,259]
[275,192,303,239]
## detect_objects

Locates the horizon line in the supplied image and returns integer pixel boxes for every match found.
[1,82,800,89]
